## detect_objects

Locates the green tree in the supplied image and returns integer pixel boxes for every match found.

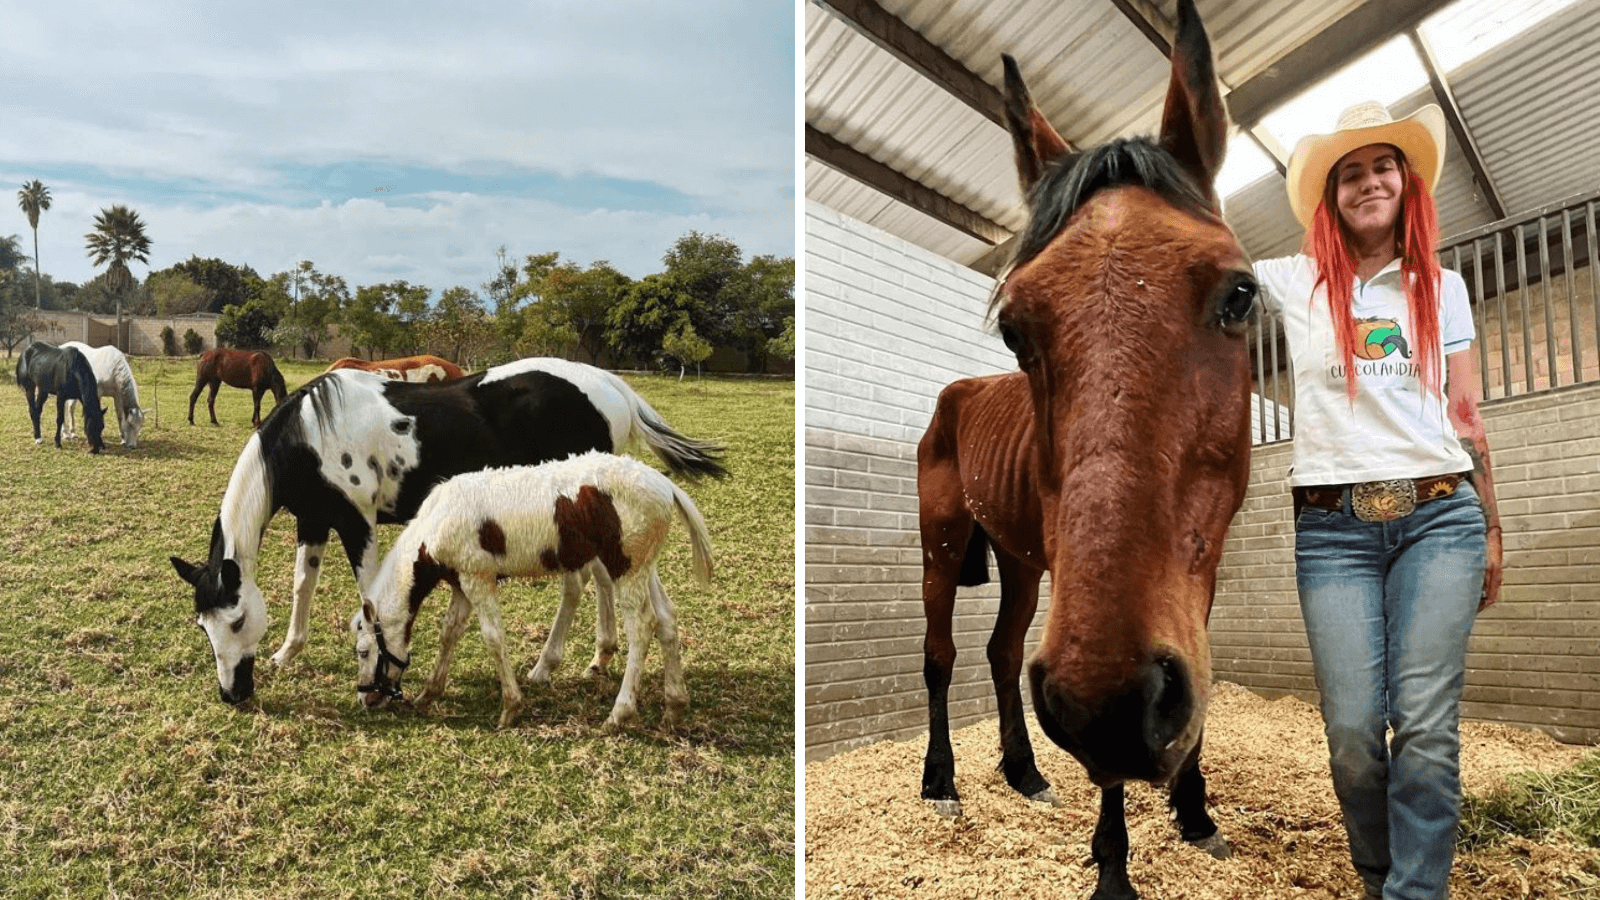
[726,254,795,372]
[523,257,630,364]
[348,280,429,359]
[170,256,262,312]
[147,269,212,316]
[662,318,713,380]
[661,231,744,345]
[424,286,493,367]
[605,272,698,367]
[271,261,347,358]
[16,181,50,308]
[0,269,43,355]
[216,299,280,350]
[84,205,152,343]
[768,314,795,363]
[0,234,26,273]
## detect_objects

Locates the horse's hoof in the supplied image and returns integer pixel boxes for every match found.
[526,664,553,684]
[1187,832,1232,860]
[583,664,607,680]
[1027,788,1063,808]
[928,799,963,818]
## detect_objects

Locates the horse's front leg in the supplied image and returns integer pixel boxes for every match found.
[418,585,475,710]
[990,551,1055,804]
[1169,733,1231,858]
[463,574,524,728]
[269,524,332,668]
[1091,784,1137,900]
[53,394,67,449]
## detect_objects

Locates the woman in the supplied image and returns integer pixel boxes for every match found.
[1252,102,1504,900]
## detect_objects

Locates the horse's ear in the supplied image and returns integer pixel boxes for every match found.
[220,559,242,593]
[1002,54,1072,195]
[1158,0,1229,204]
[170,556,201,586]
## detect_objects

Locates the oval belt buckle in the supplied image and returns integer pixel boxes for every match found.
[1351,479,1417,523]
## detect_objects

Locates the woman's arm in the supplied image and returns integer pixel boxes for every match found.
[1445,349,1502,610]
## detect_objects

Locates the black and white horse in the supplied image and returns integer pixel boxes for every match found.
[16,341,107,454]
[61,342,144,448]
[169,357,725,704]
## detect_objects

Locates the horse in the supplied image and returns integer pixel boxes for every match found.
[352,451,713,729]
[189,348,288,427]
[915,2,1254,897]
[326,355,466,383]
[169,356,726,705]
[15,341,107,454]
[60,342,144,448]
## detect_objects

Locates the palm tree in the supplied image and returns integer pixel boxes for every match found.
[17,181,51,308]
[85,204,152,350]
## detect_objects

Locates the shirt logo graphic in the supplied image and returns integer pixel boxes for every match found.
[1354,318,1412,361]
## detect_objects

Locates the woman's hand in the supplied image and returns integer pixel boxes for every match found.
[1481,526,1502,611]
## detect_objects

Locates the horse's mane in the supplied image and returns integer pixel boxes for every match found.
[994,136,1215,313]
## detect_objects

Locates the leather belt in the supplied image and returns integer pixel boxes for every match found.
[1294,473,1465,523]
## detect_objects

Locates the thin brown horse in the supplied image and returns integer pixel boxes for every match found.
[325,354,465,383]
[917,3,1255,898]
[188,349,288,427]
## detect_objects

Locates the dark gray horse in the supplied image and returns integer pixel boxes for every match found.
[16,341,106,454]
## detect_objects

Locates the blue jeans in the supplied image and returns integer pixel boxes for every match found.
[1295,482,1486,900]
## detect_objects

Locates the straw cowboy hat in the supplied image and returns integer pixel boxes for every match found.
[1286,101,1448,227]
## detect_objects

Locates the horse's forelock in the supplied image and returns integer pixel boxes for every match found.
[1008,137,1215,282]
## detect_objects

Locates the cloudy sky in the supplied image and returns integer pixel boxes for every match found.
[1,1,795,297]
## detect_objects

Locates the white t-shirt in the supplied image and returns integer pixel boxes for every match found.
[1252,253,1476,487]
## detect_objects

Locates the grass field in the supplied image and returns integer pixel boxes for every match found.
[0,356,795,899]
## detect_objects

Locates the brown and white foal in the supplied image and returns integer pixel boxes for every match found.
[351,451,714,728]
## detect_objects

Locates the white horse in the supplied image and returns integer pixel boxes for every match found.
[61,342,144,448]
[351,451,714,728]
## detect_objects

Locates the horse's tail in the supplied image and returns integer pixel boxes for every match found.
[605,371,727,479]
[667,480,715,585]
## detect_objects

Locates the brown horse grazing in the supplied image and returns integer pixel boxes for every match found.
[325,354,465,383]
[917,2,1254,898]
[188,349,288,427]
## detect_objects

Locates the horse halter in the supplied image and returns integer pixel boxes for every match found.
[357,618,410,699]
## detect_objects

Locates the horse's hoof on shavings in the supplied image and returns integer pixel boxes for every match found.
[929,799,963,818]
[1188,832,1232,859]
[1027,788,1063,807]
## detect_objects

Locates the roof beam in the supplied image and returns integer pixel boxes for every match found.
[1225,0,1456,128]
[806,124,1010,245]
[1407,28,1506,219]
[812,0,1007,127]
[1105,0,1287,176]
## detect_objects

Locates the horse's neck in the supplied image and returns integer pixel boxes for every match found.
[370,531,414,629]
[217,434,274,576]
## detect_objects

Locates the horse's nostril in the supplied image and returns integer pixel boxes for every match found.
[1144,655,1191,751]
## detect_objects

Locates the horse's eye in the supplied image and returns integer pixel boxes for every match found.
[229,613,247,634]
[998,322,1029,360]
[1217,278,1257,333]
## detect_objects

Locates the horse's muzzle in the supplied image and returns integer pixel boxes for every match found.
[220,656,256,705]
[1028,653,1195,786]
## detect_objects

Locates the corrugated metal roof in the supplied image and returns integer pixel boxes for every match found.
[806,0,1600,273]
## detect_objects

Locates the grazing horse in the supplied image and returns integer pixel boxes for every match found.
[916,2,1254,898]
[170,357,726,705]
[326,355,466,383]
[352,451,713,729]
[189,348,288,427]
[16,341,106,454]
[61,342,144,448]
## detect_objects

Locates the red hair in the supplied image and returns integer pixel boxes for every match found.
[1304,153,1443,402]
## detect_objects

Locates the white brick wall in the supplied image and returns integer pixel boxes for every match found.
[804,202,1036,761]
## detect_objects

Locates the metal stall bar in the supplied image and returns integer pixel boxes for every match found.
[1516,224,1535,394]
[1563,207,1582,384]
[1539,216,1558,388]
[1268,306,1284,440]
[1252,308,1267,444]
[1496,232,1511,398]
[1591,201,1600,387]
[1468,241,1489,398]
